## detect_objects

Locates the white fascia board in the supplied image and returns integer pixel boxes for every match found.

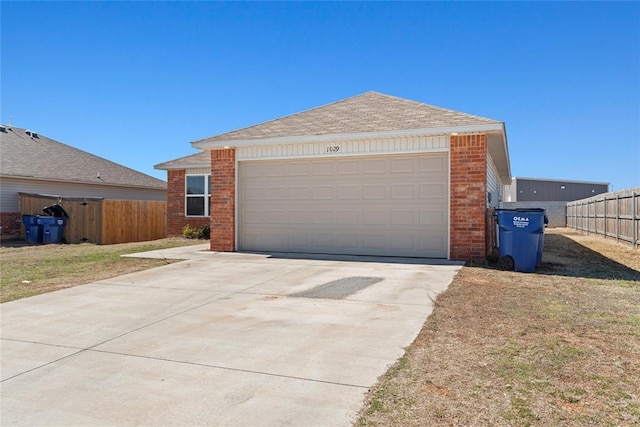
[191,123,504,150]
[154,162,210,171]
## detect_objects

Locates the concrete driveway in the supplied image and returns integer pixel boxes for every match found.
[1,246,461,426]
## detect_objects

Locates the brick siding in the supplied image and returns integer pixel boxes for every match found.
[450,134,488,260]
[210,148,236,251]
[166,169,209,237]
[1,212,22,239]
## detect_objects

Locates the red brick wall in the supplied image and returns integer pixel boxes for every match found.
[1,212,22,239]
[166,169,209,237]
[450,134,488,260]
[210,148,235,251]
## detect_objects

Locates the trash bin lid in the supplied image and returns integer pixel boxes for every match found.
[495,208,546,212]
[42,204,69,217]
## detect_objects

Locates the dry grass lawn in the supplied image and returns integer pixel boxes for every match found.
[0,238,205,303]
[357,229,640,426]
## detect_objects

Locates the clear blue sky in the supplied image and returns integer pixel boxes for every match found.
[2,1,639,190]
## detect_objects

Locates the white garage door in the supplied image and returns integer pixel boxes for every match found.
[238,154,448,258]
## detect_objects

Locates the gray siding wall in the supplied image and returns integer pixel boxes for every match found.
[0,177,166,212]
[514,179,608,202]
[501,201,567,227]
[486,153,503,208]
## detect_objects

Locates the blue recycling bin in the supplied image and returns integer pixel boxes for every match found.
[22,215,42,244]
[37,216,67,244]
[495,208,546,273]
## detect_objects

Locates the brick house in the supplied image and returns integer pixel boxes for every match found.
[1,125,167,239]
[155,92,511,260]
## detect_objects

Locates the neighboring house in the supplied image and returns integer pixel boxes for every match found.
[0,125,167,238]
[155,91,511,260]
[503,177,610,227]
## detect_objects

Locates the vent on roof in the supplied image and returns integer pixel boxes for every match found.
[25,130,38,138]
[0,125,6,133]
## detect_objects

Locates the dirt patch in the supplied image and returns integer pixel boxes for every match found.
[357,228,640,426]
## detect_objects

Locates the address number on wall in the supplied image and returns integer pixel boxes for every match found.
[326,146,341,153]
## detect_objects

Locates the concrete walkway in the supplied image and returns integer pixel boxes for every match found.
[1,246,462,426]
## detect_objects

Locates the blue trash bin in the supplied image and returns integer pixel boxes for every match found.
[22,215,42,244]
[495,208,546,273]
[37,216,67,244]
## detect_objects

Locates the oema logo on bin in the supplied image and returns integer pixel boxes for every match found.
[512,216,530,228]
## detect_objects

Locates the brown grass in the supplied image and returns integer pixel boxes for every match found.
[357,228,640,426]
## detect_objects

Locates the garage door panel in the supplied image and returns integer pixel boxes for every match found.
[337,211,360,224]
[391,184,416,199]
[289,211,309,223]
[312,162,334,176]
[239,154,448,258]
[362,159,387,174]
[420,183,447,199]
[337,185,360,200]
[391,158,415,173]
[363,184,387,199]
[363,211,388,225]
[337,161,360,175]
[420,210,447,226]
[313,211,334,224]
[420,156,447,172]
[391,211,415,225]
[312,186,335,200]
[288,163,310,176]
[420,234,447,252]
[288,186,309,199]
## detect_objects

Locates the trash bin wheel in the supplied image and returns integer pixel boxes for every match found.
[497,255,514,271]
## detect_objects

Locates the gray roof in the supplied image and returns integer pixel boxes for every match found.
[154,151,209,170]
[0,125,166,189]
[195,91,500,144]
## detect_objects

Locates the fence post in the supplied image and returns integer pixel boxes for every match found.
[634,191,638,248]
[616,194,620,243]
[603,196,607,240]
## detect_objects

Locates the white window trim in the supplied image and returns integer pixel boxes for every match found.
[185,174,211,217]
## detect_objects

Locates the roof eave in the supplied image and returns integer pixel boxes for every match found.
[192,123,504,150]
[0,174,167,190]
[154,162,210,171]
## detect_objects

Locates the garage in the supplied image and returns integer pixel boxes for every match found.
[238,153,448,258]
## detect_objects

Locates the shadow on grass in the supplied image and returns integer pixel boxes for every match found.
[478,234,640,282]
[535,234,640,281]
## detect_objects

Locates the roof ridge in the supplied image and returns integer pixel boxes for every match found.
[192,91,501,145]
[1,126,166,188]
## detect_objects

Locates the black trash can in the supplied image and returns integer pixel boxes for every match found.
[495,208,546,273]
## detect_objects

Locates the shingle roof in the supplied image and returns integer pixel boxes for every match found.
[195,91,500,144]
[0,125,166,189]
[154,151,209,170]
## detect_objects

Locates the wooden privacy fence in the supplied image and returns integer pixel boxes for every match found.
[566,188,639,248]
[19,193,166,244]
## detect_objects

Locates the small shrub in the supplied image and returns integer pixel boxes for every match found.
[182,225,210,240]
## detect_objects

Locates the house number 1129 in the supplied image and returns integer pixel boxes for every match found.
[326,146,340,153]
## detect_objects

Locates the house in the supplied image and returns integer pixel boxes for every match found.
[502,177,610,227]
[155,91,511,260]
[0,125,167,239]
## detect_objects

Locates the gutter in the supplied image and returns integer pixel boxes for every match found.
[192,123,505,150]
